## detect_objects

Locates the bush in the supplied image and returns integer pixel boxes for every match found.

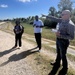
[44,19,57,28]
[29,21,33,24]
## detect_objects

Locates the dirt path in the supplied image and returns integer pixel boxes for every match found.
[0,30,56,75]
[0,30,43,75]
[0,22,5,25]
[0,22,75,75]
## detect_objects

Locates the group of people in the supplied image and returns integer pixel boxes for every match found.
[13,10,75,75]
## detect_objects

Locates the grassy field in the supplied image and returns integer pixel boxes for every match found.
[19,22,75,46]
[1,22,75,75]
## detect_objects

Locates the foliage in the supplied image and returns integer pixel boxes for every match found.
[58,0,73,11]
[44,19,57,28]
[1,0,75,28]
[48,7,56,16]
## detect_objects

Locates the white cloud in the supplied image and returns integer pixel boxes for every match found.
[18,0,37,3]
[0,4,8,8]
[32,0,37,1]
[19,0,30,2]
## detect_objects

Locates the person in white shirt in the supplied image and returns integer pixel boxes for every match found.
[33,15,44,51]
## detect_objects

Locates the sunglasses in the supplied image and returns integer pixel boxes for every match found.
[61,14,67,16]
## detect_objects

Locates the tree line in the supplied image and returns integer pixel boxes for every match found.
[1,0,75,28]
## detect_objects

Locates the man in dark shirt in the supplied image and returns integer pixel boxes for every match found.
[13,20,24,49]
[42,10,75,75]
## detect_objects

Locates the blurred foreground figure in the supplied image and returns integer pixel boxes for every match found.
[42,10,75,75]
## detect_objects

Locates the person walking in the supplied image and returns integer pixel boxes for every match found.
[42,10,75,75]
[33,15,44,52]
[13,20,24,49]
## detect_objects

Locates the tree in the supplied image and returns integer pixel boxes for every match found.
[58,0,73,12]
[44,7,57,28]
[71,8,75,23]
[31,16,35,21]
[72,8,75,15]
[48,7,56,16]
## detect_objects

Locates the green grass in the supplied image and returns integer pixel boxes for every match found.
[70,40,75,46]
[12,22,56,41]
[20,22,75,46]
[12,22,75,46]
[42,27,56,41]
[21,23,56,40]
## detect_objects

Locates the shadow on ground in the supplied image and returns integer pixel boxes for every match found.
[0,47,39,67]
[0,46,19,57]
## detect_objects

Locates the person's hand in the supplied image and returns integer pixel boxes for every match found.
[56,31,60,37]
[33,24,36,27]
[15,29,17,31]
[36,26,39,28]
[41,14,46,17]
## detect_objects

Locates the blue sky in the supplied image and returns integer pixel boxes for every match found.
[0,0,75,20]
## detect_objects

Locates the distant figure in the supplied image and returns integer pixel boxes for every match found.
[42,10,75,75]
[33,15,44,52]
[13,20,24,48]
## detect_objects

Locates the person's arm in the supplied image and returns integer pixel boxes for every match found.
[36,26,44,28]
[20,25,24,34]
[42,14,61,22]
[13,26,16,34]
[38,20,44,28]
[40,26,44,28]
[21,26,24,34]
[33,20,44,28]
[33,24,36,27]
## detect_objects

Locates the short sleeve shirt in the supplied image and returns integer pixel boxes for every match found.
[33,20,44,33]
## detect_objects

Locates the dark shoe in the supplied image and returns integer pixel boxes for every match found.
[58,68,68,75]
[49,64,60,75]
[48,72,55,75]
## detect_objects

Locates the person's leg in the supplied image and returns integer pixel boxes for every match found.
[58,39,69,75]
[19,34,22,47]
[37,33,41,50]
[15,34,18,47]
[55,39,61,64]
[49,39,61,75]
[51,38,61,65]
[34,33,39,47]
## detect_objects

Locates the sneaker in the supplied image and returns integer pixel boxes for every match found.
[49,64,60,75]
[18,47,21,49]
[38,49,41,52]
